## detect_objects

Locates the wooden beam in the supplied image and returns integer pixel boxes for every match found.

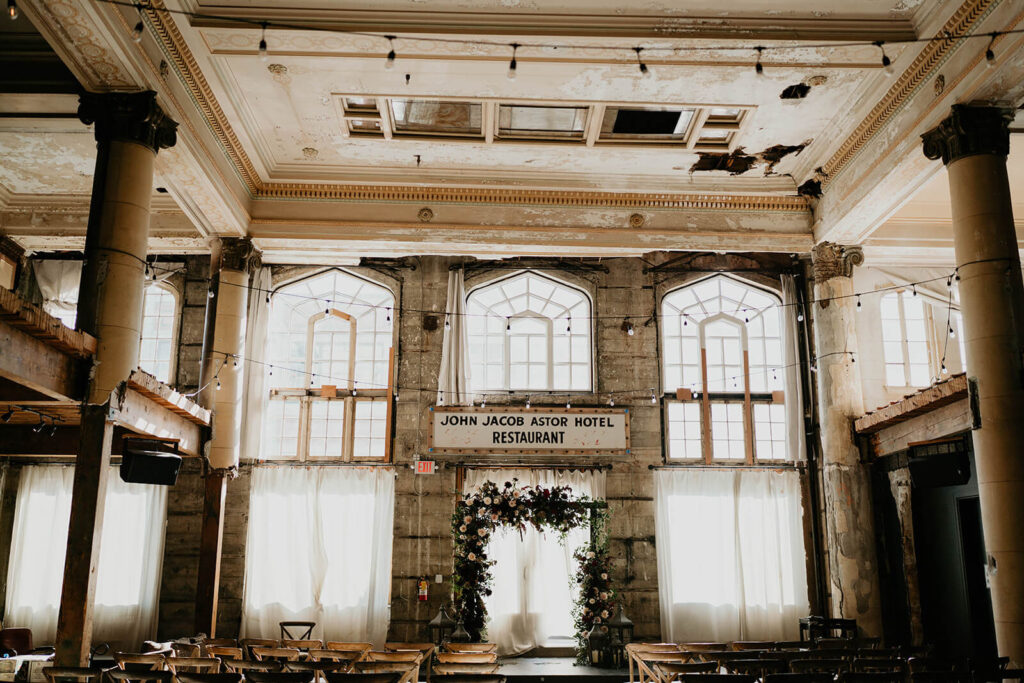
[0,425,177,457]
[194,471,227,636]
[54,403,112,667]
[108,387,205,457]
[0,319,86,401]
[0,287,96,358]
[127,369,211,426]
[854,373,968,435]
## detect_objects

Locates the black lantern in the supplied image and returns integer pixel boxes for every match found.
[428,605,457,645]
[449,620,472,644]
[606,606,634,668]
[586,623,611,668]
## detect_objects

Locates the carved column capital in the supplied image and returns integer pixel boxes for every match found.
[214,237,260,273]
[78,91,178,153]
[812,241,864,282]
[921,104,1013,166]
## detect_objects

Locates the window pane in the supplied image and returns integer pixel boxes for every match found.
[497,105,587,139]
[353,400,388,459]
[390,99,482,136]
[263,398,301,459]
[138,285,177,384]
[710,402,745,460]
[666,402,702,460]
[600,107,694,140]
[753,403,787,461]
[308,400,345,458]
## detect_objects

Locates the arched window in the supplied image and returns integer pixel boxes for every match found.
[662,275,786,462]
[263,270,394,461]
[138,283,179,384]
[880,291,932,387]
[466,271,592,392]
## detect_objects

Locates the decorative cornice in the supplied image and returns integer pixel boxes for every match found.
[921,104,1014,166]
[812,241,864,281]
[78,91,178,153]
[821,0,996,187]
[215,236,258,272]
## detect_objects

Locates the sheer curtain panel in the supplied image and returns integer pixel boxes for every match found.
[241,266,272,460]
[780,275,807,461]
[241,466,395,645]
[654,468,808,642]
[437,269,471,405]
[4,466,167,649]
[31,260,81,328]
[463,468,606,655]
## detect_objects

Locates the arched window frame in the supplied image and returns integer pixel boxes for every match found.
[661,274,787,464]
[263,268,396,462]
[879,289,937,388]
[138,281,180,385]
[465,270,593,394]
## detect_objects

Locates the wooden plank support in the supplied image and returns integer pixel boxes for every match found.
[0,287,97,358]
[109,385,205,457]
[0,320,86,401]
[127,369,211,425]
[54,403,112,667]
[194,471,227,636]
[854,373,968,435]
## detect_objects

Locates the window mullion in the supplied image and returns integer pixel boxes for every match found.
[343,396,356,461]
[298,395,311,461]
[899,294,911,385]
[699,343,712,464]
[743,349,754,464]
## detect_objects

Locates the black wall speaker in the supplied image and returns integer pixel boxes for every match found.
[909,451,971,488]
[120,440,181,485]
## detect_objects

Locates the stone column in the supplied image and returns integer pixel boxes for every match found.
[922,105,1024,665]
[811,242,883,636]
[194,237,255,636]
[55,91,177,666]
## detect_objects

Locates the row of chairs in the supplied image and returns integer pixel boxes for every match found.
[44,670,508,683]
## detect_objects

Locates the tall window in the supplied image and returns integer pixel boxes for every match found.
[263,270,394,461]
[138,284,178,384]
[880,291,931,387]
[466,271,591,392]
[662,275,786,463]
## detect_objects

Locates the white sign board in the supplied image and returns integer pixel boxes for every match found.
[428,406,630,456]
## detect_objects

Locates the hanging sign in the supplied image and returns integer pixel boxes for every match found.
[428,406,630,456]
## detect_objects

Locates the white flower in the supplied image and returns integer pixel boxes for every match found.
[600,592,608,600]
[459,534,465,540]
[586,552,595,559]
[588,598,596,604]
[467,497,475,506]
[491,513,499,521]
[595,617,602,624]
[467,553,476,561]
[509,501,516,508]
[601,610,609,619]
[460,525,467,532]
[494,495,502,504]
[477,528,487,536]
[464,516,472,524]
[600,573,608,580]
[512,489,520,498]
[483,497,492,505]
[582,607,590,614]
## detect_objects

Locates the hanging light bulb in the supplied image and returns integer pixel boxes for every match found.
[633,47,650,77]
[941,361,948,375]
[525,396,531,410]
[621,318,635,336]
[439,390,445,404]
[754,46,765,76]
[352,385,358,397]
[481,396,486,408]
[797,311,804,323]
[565,315,571,336]
[208,289,215,299]
[874,41,893,75]
[386,307,392,325]
[444,314,451,331]
[507,43,519,80]
[268,365,274,377]
[566,399,571,410]
[608,397,615,407]
[258,22,268,61]
[8,0,18,20]
[131,4,144,42]
[947,275,953,291]
[384,35,396,70]
[1,407,13,422]
[216,378,222,391]
[506,317,512,336]
[32,418,44,434]
[650,389,658,404]
[266,293,271,304]
[949,326,956,339]
[856,295,862,311]
[985,32,997,68]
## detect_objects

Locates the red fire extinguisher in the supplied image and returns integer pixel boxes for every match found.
[417,577,429,601]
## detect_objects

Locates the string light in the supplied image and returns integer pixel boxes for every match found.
[525,396,531,410]
[985,32,997,67]
[32,418,44,434]
[634,47,650,77]
[384,35,396,70]
[608,397,615,407]
[949,325,956,339]
[754,46,765,76]
[650,389,658,404]
[439,390,444,404]
[912,284,917,296]
[258,21,268,61]
[856,295,862,311]
[874,41,893,75]
[506,317,512,335]
[352,385,358,396]
[507,43,519,80]
[385,307,392,325]
[7,0,17,20]
[208,289,215,299]
[444,314,451,331]
[565,399,571,410]
[565,315,571,336]
[941,361,948,375]
[622,319,634,336]
[797,311,804,323]
[131,3,144,42]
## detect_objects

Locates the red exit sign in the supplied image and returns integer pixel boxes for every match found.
[415,460,436,474]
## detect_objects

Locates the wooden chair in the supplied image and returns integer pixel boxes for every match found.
[243,640,281,659]
[626,644,684,683]
[431,664,501,677]
[106,670,176,683]
[308,651,366,666]
[172,644,203,658]
[773,643,808,652]
[435,654,495,665]
[907,659,969,674]
[791,659,851,675]
[252,648,303,664]
[695,653,751,666]
[353,660,421,683]
[765,674,835,683]
[280,623,317,641]
[324,674,404,683]
[908,675,971,683]
[242,673,316,683]
[167,658,222,675]
[284,661,351,683]
[42,668,105,683]
[816,639,856,650]
[839,673,906,683]
[115,653,170,671]
[206,648,244,661]
[732,643,774,652]
[283,641,325,653]
[431,676,506,683]
[654,662,720,682]
[441,644,497,654]
[221,660,283,674]
[682,645,730,654]
[632,649,690,683]
[367,651,424,683]
[724,659,788,678]
[174,674,241,683]
[850,659,906,674]
[327,644,373,656]
[670,675,757,683]
[203,639,238,649]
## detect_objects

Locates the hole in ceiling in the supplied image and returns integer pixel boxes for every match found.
[156,187,168,193]
[798,178,823,198]
[780,83,812,100]
[761,142,809,173]
[611,109,680,135]
[690,149,758,174]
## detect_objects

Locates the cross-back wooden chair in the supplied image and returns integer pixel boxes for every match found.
[442,644,497,654]
[166,658,222,675]
[203,639,238,649]
[653,661,720,682]
[681,644,729,654]
[308,651,366,666]
[280,623,317,641]
[284,660,351,683]
[435,654,496,665]
[724,659,789,678]
[791,659,851,675]
[172,643,202,658]
[353,660,421,683]
[765,674,836,683]
[323,674,405,683]
[839,673,907,683]
[732,643,775,652]
[106,669,176,683]
[668,675,756,683]
[431,676,506,683]
[114,653,170,671]
[431,663,501,677]
[242,672,316,683]
[252,648,303,664]
[206,648,244,661]
[221,660,283,674]
[326,644,373,657]
[366,651,424,683]
[42,668,105,683]
[283,641,325,653]
[174,673,242,683]
[626,645,686,683]
[851,658,906,674]
[242,639,281,659]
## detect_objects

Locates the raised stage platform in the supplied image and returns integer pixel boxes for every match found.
[498,657,628,683]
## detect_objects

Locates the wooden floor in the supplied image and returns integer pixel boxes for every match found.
[498,657,628,683]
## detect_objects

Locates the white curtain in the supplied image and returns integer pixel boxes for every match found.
[4,466,168,649]
[654,468,808,643]
[437,269,471,405]
[241,267,272,461]
[463,468,606,656]
[32,260,81,328]
[780,275,807,461]
[241,466,395,645]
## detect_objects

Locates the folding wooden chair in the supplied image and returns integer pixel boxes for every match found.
[253,648,303,664]
[221,660,283,674]
[654,662,720,682]
[441,644,497,654]
[174,675,241,683]
[280,623,317,641]
[243,640,282,659]
[323,674,404,683]
[206,648,244,661]
[167,658,222,675]
[114,653,170,671]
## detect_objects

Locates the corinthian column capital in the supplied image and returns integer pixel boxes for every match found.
[78,91,178,153]
[812,241,864,282]
[921,104,1013,166]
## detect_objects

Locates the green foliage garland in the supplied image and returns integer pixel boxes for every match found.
[450,478,614,662]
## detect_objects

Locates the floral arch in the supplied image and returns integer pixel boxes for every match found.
[451,479,614,658]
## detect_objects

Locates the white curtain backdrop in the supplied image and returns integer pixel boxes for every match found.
[241,466,395,645]
[241,267,272,461]
[437,269,471,405]
[32,260,82,327]
[463,468,606,656]
[4,466,168,649]
[780,275,807,461]
[654,468,808,643]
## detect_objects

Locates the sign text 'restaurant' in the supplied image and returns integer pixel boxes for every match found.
[428,407,629,455]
